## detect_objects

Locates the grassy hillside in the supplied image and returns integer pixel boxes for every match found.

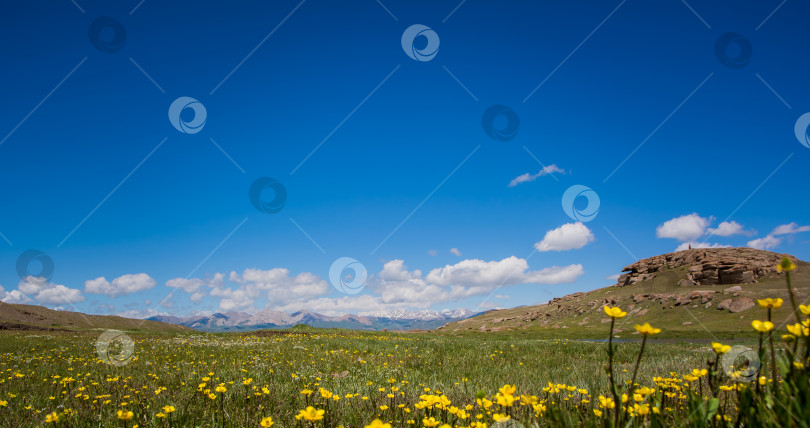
[0,302,192,333]
[438,255,809,340]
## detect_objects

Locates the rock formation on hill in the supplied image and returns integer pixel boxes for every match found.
[439,247,806,334]
[615,247,797,287]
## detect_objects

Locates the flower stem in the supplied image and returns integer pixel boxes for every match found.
[607,317,620,427]
[629,335,647,395]
[767,308,777,391]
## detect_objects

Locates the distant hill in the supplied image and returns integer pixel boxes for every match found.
[148,308,479,332]
[0,302,192,333]
[438,248,808,339]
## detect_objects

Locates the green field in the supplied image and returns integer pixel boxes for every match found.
[0,322,805,427]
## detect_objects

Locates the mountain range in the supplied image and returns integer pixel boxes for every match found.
[148,308,479,332]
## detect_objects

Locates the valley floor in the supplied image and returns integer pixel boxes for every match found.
[0,328,793,427]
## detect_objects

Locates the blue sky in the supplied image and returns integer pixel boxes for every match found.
[0,0,808,318]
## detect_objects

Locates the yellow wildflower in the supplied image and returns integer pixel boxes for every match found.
[604,306,627,318]
[422,417,441,427]
[787,323,809,337]
[752,320,774,333]
[295,407,325,422]
[757,298,783,309]
[777,258,796,272]
[635,323,661,335]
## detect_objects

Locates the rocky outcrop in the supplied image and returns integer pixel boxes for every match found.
[615,248,796,287]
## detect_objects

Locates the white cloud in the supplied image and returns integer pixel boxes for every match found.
[771,222,810,236]
[675,242,731,252]
[8,278,84,305]
[656,213,713,241]
[534,222,594,252]
[1,289,33,304]
[707,221,754,237]
[605,274,620,281]
[748,235,782,250]
[18,277,47,295]
[211,268,329,312]
[35,285,85,305]
[450,248,462,256]
[84,273,156,298]
[427,250,438,256]
[508,164,565,187]
[362,258,583,311]
[166,278,206,293]
[743,223,810,250]
[426,256,582,287]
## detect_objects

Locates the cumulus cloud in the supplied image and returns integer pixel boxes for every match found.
[84,273,156,298]
[508,164,564,187]
[35,285,85,305]
[450,248,462,256]
[426,256,583,287]
[363,258,583,311]
[534,222,594,252]
[166,278,206,293]
[427,250,438,256]
[771,222,810,236]
[746,223,810,250]
[675,242,731,252]
[707,221,754,237]
[656,213,713,241]
[747,235,781,250]
[8,277,85,305]
[211,268,329,312]
[1,289,33,304]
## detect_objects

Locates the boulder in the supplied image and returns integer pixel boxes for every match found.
[717,299,733,311]
[678,279,696,287]
[729,298,755,313]
[724,286,742,294]
[741,271,756,283]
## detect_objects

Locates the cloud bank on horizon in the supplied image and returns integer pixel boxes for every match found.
[2,214,807,318]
